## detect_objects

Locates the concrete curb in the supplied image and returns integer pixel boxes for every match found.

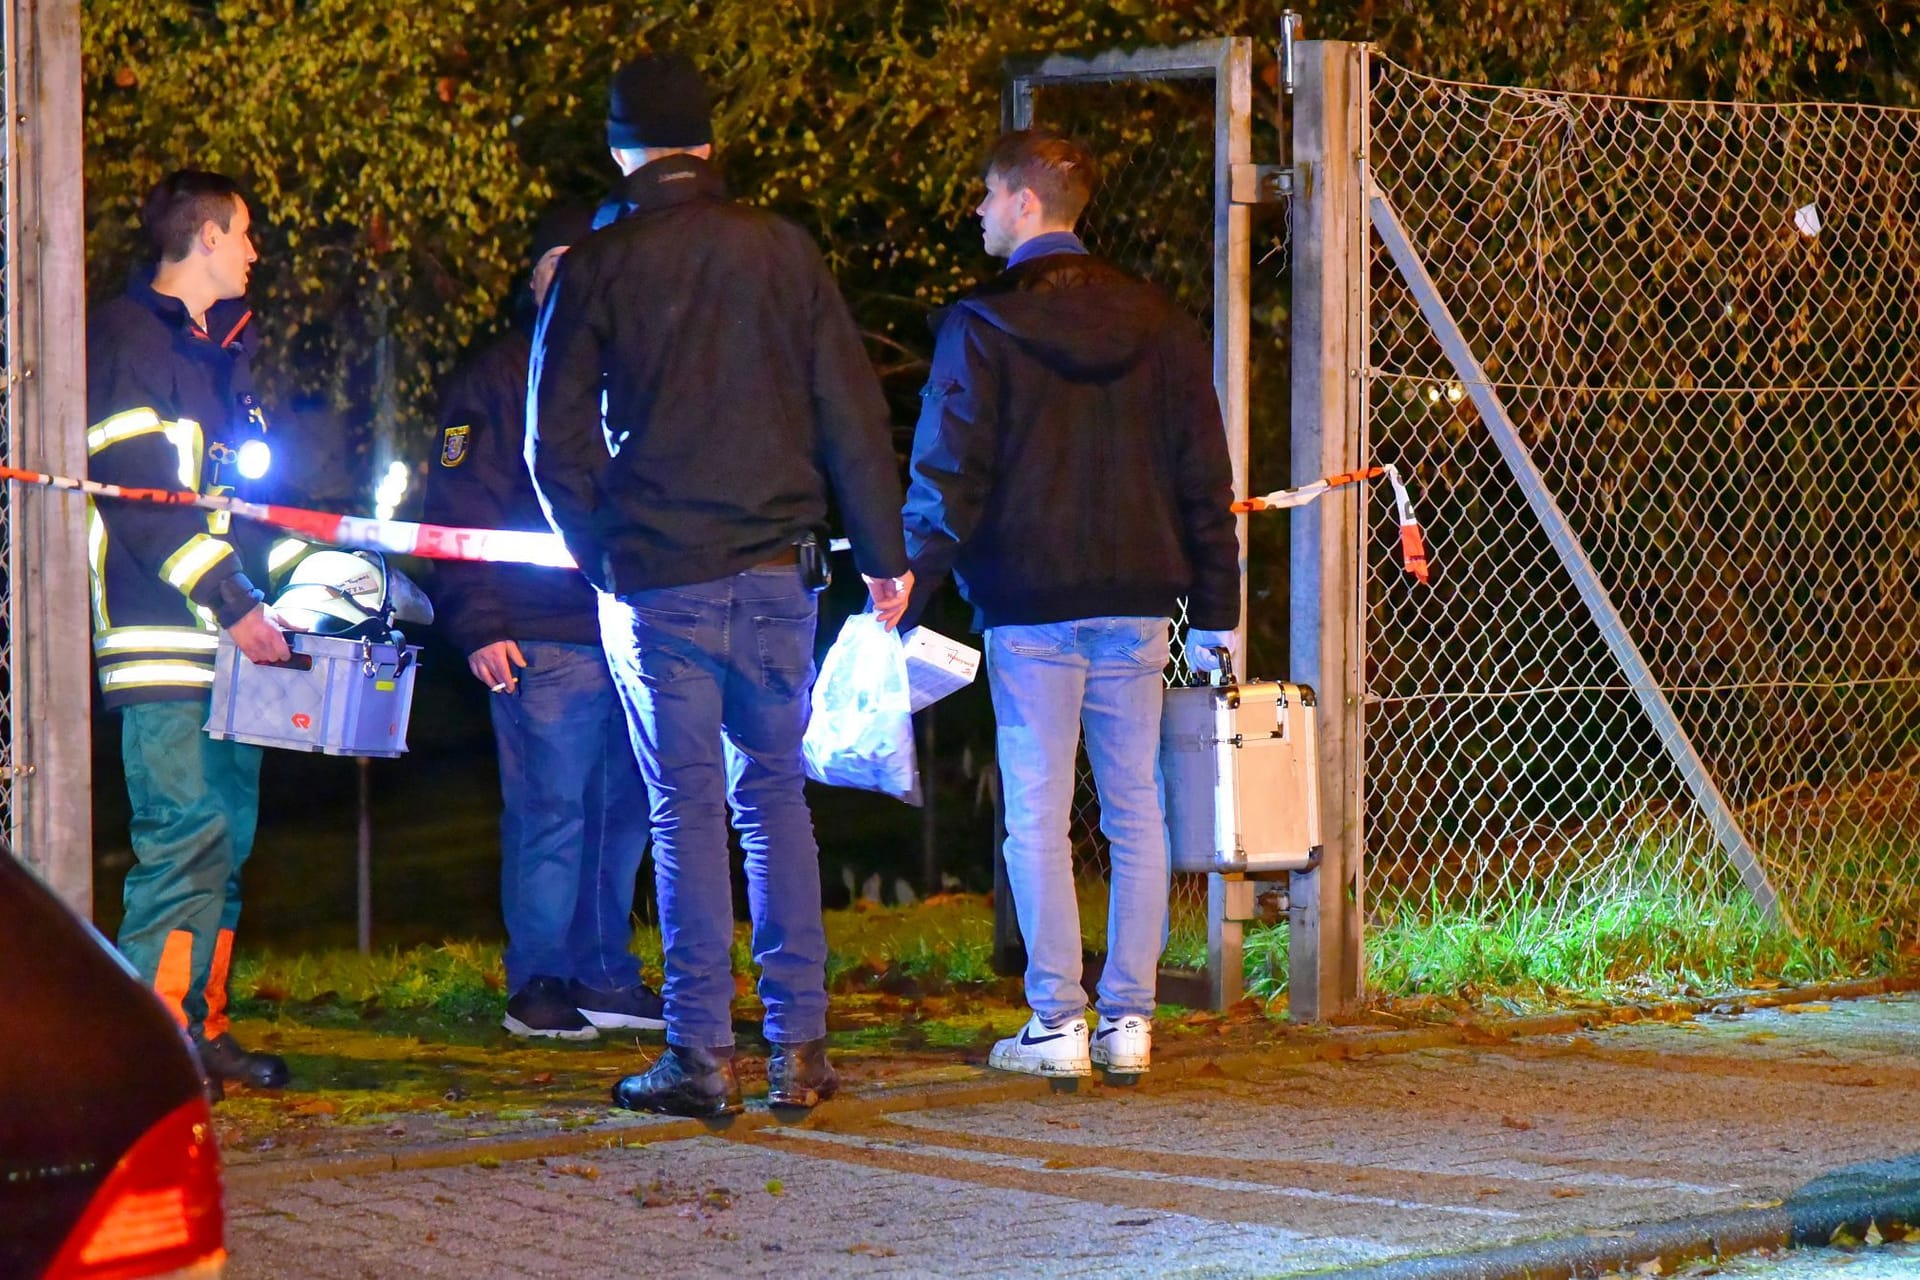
[225,972,1920,1194]
[1315,1171,1920,1280]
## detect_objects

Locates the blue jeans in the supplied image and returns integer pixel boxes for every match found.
[599,568,824,1050]
[490,640,650,994]
[987,616,1171,1023]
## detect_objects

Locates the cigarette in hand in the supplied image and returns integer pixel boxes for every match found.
[490,682,509,693]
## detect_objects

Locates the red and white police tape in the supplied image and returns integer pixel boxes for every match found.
[0,463,577,567]
[1232,464,1430,584]
[1,459,1429,583]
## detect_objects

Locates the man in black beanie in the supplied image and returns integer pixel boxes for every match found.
[528,52,913,1117]
[424,203,662,1045]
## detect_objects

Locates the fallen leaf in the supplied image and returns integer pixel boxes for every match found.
[1501,1115,1535,1131]
[530,1072,555,1085]
[1635,1259,1663,1276]
[474,1155,501,1170]
[1783,1003,1832,1015]
[1042,1158,1077,1170]
[1865,1220,1884,1246]
[1551,1188,1585,1199]
[549,1163,599,1181]
[848,1243,897,1257]
[766,1179,785,1196]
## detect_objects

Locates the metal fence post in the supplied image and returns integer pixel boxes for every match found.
[6,0,92,908]
[1287,40,1368,1020]
[1207,35,1254,1010]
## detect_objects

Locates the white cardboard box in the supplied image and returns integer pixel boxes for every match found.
[901,626,980,711]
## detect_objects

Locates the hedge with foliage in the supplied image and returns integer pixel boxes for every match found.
[83,0,1918,474]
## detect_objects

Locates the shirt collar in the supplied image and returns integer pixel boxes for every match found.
[1007,230,1088,269]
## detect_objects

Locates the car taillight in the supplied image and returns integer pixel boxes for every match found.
[44,1096,225,1280]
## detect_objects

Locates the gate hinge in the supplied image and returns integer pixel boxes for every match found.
[1231,164,1293,205]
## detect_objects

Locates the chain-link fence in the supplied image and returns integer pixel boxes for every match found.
[1364,60,1920,963]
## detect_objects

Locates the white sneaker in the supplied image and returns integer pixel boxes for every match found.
[988,1012,1091,1078]
[1090,1014,1151,1073]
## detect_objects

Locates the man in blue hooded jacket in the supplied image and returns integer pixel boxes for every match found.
[901,130,1240,1079]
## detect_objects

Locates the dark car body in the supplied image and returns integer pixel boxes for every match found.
[0,849,224,1279]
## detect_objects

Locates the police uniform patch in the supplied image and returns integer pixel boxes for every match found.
[440,425,471,467]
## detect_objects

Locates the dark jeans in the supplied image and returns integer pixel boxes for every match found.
[490,640,649,994]
[598,568,824,1050]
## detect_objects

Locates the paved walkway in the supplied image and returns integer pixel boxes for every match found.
[224,991,1920,1279]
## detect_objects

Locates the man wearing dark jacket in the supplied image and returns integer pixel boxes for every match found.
[528,53,912,1118]
[423,204,662,1044]
[901,130,1240,1079]
[88,170,295,1093]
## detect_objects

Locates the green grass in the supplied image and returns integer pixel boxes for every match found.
[233,867,1913,1027]
[1348,889,1887,1008]
[234,894,1009,1019]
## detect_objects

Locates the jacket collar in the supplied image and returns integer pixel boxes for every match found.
[612,153,727,218]
[129,268,252,350]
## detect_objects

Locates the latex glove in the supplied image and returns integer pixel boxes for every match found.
[863,569,915,631]
[1186,628,1236,675]
[229,602,292,665]
[468,639,528,694]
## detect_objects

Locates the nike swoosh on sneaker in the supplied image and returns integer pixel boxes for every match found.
[1020,1027,1069,1046]
[1094,1027,1120,1041]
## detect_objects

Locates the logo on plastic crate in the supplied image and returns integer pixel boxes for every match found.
[291,713,312,731]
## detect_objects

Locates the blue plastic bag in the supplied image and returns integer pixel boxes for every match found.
[803,614,921,805]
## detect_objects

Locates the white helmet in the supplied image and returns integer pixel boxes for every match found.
[287,550,385,610]
[279,549,434,629]
[272,581,385,638]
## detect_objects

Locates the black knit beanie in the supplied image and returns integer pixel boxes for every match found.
[606,53,712,150]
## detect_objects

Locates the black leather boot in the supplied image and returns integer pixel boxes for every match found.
[766,1037,839,1109]
[612,1044,742,1118]
[196,1032,292,1090]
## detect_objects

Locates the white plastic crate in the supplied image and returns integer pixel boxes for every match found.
[205,631,420,757]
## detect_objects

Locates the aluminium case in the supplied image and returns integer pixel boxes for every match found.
[205,631,421,757]
[1161,675,1322,875]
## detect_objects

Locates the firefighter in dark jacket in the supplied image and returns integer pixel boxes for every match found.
[421,204,663,1043]
[528,53,912,1118]
[900,131,1240,1080]
[87,171,295,1093]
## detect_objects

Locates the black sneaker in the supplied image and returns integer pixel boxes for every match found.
[766,1038,839,1109]
[503,976,598,1041]
[195,1032,291,1089]
[567,978,666,1031]
[612,1044,742,1118]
